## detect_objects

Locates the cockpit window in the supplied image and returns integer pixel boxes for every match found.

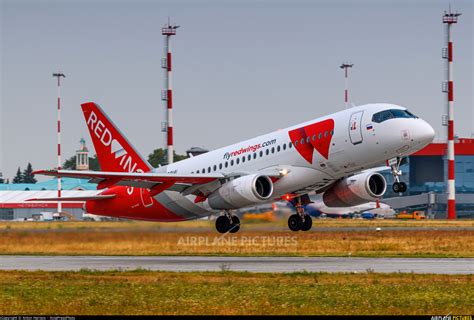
[372,109,418,123]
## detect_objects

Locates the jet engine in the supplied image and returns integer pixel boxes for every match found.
[208,174,274,210]
[322,172,387,207]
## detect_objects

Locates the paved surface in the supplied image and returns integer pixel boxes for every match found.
[0,256,472,274]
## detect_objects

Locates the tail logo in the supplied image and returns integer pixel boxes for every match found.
[87,110,138,173]
[111,140,127,158]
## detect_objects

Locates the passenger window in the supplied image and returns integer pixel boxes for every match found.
[312,135,316,141]
[306,137,310,143]
[330,130,334,136]
[242,156,245,163]
[277,145,281,152]
[266,149,269,155]
[283,144,286,150]
[300,138,304,144]
[231,160,234,166]
[197,170,200,173]
[213,165,217,171]
[294,140,298,146]
[208,167,211,173]
[324,131,328,138]
[259,151,263,157]
[219,163,222,170]
[289,142,292,148]
[271,147,275,153]
[248,155,251,161]
[236,158,240,165]
[225,162,228,168]
[318,133,322,139]
[253,153,257,159]
[202,168,205,173]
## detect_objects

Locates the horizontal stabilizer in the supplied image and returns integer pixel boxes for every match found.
[26,195,116,202]
[33,169,222,190]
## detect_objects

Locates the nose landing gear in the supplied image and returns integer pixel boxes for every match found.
[388,157,407,193]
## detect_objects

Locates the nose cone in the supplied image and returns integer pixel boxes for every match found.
[413,119,435,147]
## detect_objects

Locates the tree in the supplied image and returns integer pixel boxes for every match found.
[22,162,37,184]
[12,167,23,183]
[88,155,101,171]
[148,148,187,168]
[63,154,101,171]
[62,155,76,170]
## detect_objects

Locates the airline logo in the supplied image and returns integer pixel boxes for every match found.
[223,139,277,160]
[288,119,335,164]
[87,111,140,173]
[81,102,150,174]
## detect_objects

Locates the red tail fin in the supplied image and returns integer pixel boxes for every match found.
[81,102,152,173]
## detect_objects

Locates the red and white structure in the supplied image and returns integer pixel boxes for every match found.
[52,72,66,213]
[340,63,354,108]
[162,21,179,164]
[442,9,461,219]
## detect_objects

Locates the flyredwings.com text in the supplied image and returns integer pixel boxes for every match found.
[223,139,277,160]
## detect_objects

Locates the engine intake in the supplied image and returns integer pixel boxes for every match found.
[322,172,387,207]
[208,174,273,210]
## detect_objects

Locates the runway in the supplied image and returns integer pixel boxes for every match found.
[0,256,472,274]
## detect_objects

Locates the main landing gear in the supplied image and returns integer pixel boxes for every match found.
[287,195,312,232]
[215,211,240,234]
[389,157,407,193]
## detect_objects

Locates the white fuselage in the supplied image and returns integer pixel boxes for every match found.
[145,103,434,220]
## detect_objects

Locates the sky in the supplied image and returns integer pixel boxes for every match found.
[1,0,473,181]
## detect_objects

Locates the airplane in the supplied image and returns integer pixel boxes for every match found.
[271,193,394,219]
[302,196,395,219]
[30,102,435,233]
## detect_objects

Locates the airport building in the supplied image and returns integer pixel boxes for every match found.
[381,138,474,218]
[0,139,96,221]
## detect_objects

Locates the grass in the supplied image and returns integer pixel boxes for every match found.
[1,219,473,231]
[0,270,471,315]
[0,226,473,257]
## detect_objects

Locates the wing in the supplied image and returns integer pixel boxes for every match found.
[34,168,284,201]
[34,169,222,188]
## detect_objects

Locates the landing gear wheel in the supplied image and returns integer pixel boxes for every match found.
[399,182,407,193]
[300,214,312,231]
[392,182,407,193]
[288,214,302,232]
[392,182,401,193]
[216,215,231,233]
[229,216,240,233]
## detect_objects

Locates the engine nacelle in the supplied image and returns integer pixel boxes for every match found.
[208,174,274,210]
[322,172,387,207]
